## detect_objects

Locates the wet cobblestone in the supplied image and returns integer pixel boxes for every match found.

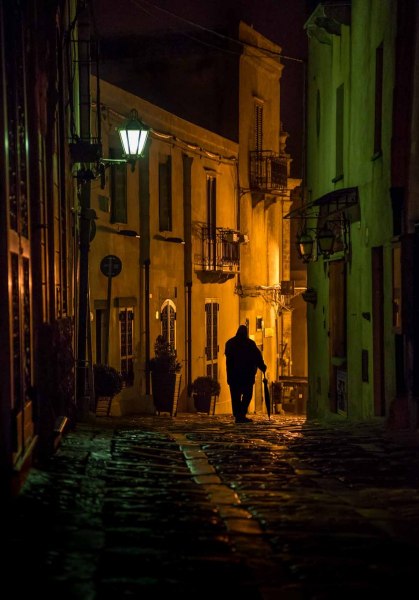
[5,414,419,598]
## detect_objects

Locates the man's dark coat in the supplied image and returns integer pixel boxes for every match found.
[225,325,266,386]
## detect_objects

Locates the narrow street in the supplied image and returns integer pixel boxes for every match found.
[5,414,419,599]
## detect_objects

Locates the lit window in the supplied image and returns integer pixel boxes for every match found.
[205,300,219,380]
[119,308,134,386]
[161,299,176,351]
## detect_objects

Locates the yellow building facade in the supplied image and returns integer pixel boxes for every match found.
[90,80,240,414]
[237,23,305,412]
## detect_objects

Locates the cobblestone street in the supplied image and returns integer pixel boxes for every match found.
[5,414,419,599]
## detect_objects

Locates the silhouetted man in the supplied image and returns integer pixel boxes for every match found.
[225,325,267,423]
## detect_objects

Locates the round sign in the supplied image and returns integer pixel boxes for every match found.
[100,255,122,278]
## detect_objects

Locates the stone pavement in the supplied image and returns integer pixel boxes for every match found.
[5,413,419,599]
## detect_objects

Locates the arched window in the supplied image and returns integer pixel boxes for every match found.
[161,299,176,351]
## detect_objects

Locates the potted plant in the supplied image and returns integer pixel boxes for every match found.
[93,364,123,416]
[191,375,221,415]
[150,336,182,415]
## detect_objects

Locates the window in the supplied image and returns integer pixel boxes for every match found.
[316,89,321,138]
[205,301,219,380]
[255,102,263,152]
[161,299,176,351]
[206,174,217,268]
[159,156,172,231]
[254,100,265,186]
[374,43,383,157]
[334,84,344,181]
[110,148,127,223]
[207,174,216,231]
[119,308,134,386]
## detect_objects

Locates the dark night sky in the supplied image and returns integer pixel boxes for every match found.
[93,0,312,178]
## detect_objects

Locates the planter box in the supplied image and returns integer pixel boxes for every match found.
[152,372,182,416]
[193,393,217,415]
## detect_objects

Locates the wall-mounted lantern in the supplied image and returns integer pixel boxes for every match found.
[296,230,315,263]
[117,109,149,171]
[285,187,359,264]
[295,215,349,263]
[316,223,336,257]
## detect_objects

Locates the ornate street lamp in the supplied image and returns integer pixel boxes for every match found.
[117,109,149,171]
[296,230,315,263]
[317,223,336,257]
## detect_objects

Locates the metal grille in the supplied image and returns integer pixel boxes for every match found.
[249,151,287,192]
[196,226,241,274]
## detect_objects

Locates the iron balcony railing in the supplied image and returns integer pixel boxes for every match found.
[249,150,288,193]
[194,225,244,276]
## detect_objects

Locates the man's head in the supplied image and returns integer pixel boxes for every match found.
[236,325,248,339]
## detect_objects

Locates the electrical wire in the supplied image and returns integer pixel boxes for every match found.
[126,0,305,63]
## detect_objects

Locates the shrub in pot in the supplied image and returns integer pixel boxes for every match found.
[93,364,123,414]
[191,375,220,414]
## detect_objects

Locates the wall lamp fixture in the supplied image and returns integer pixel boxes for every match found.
[95,225,140,239]
[71,109,149,177]
[99,109,149,175]
[118,229,141,238]
[117,109,149,170]
[296,215,349,263]
[285,187,357,264]
[154,234,186,244]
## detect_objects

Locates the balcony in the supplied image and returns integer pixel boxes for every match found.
[249,151,288,194]
[194,225,244,283]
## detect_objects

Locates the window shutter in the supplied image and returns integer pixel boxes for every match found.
[110,148,127,223]
[159,156,172,231]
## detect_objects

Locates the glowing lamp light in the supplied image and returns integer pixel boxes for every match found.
[317,224,335,257]
[118,109,149,163]
[296,231,315,263]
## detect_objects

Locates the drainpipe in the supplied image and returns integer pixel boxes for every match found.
[235,157,244,324]
[75,3,92,419]
[183,154,193,394]
[139,151,151,395]
[144,259,151,394]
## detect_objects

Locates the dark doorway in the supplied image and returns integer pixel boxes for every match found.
[372,246,385,416]
[328,260,347,413]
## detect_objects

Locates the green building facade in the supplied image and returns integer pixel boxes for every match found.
[299,0,418,424]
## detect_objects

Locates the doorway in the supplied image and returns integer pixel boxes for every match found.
[328,260,347,413]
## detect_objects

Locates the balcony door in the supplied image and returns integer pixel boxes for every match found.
[205,300,219,380]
